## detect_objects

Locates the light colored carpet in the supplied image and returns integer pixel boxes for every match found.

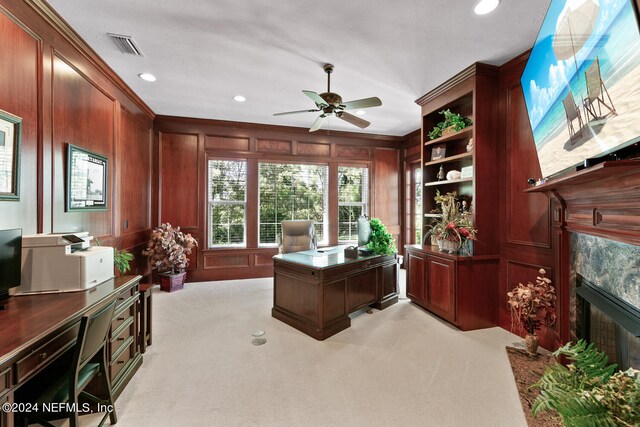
[83,271,528,427]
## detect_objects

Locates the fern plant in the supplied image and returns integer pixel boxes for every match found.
[533,339,640,426]
[428,109,473,140]
[366,218,397,255]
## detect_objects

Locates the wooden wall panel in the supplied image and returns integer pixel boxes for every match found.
[0,11,40,233]
[51,54,115,237]
[373,148,401,245]
[498,52,557,348]
[159,132,199,228]
[119,108,151,235]
[256,139,291,154]
[205,135,249,152]
[297,142,330,157]
[336,145,371,159]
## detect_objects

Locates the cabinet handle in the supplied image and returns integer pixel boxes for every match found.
[117,337,125,341]
[39,352,48,360]
[117,317,125,321]
[117,360,125,365]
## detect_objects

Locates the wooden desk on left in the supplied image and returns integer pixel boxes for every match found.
[0,275,142,427]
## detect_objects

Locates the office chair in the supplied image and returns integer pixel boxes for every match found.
[17,298,118,427]
[278,220,317,253]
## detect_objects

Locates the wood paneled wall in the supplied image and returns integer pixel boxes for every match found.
[154,116,403,282]
[498,52,557,350]
[0,0,154,278]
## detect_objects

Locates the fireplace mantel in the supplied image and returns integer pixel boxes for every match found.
[526,160,640,246]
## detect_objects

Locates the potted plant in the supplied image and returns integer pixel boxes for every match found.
[428,109,473,140]
[143,223,197,292]
[507,269,557,355]
[113,249,134,275]
[366,218,397,256]
[428,191,477,254]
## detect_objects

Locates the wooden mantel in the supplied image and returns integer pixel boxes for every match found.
[526,160,640,246]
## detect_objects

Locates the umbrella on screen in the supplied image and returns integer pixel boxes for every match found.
[552,0,600,74]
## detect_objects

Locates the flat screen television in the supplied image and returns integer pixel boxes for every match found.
[521,0,640,179]
[0,228,22,298]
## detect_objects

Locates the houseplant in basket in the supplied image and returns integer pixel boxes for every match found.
[428,109,473,140]
[428,191,477,255]
[143,223,197,292]
[507,269,557,356]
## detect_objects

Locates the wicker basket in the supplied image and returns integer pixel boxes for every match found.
[441,125,457,137]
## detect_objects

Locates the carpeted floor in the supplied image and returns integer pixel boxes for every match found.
[79,272,530,426]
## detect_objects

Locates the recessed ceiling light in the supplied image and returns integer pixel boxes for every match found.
[233,95,246,102]
[474,0,500,15]
[355,110,366,116]
[138,73,156,82]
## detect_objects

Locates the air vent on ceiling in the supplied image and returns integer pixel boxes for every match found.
[107,33,144,56]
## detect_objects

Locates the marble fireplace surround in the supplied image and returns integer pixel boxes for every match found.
[525,159,640,344]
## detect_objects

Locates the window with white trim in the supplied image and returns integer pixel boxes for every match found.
[258,162,329,245]
[208,159,246,247]
[338,166,369,243]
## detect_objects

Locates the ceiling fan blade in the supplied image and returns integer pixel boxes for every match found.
[303,90,329,108]
[337,111,370,129]
[309,115,327,132]
[341,97,382,110]
[273,109,319,116]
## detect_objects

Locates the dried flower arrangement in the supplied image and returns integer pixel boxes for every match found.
[143,223,197,274]
[507,268,557,335]
[428,191,477,254]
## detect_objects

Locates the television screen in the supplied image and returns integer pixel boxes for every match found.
[0,228,21,294]
[521,0,640,178]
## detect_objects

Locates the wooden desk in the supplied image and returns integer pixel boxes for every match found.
[0,276,142,427]
[272,248,398,340]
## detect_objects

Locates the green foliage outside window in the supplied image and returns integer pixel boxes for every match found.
[209,160,246,246]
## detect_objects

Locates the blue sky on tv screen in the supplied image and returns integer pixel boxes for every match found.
[521,0,631,134]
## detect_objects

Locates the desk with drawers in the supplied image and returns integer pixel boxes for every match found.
[272,248,398,340]
[0,275,142,427]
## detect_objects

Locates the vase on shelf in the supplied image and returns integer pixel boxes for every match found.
[436,239,458,254]
[524,334,539,356]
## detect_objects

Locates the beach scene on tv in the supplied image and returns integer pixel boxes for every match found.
[521,0,640,178]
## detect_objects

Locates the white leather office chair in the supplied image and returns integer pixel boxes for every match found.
[278,220,317,254]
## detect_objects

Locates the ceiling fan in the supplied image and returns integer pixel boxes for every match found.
[274,63,382,132]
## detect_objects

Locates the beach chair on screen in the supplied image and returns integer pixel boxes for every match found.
[562,92,584,140]
[582,57,617,121]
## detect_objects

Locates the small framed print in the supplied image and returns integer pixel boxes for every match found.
[460,165,473,179]
[0,110,22,201]
[431,144,446,161]
[66,144,108,211]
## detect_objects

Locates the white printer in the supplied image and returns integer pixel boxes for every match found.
[14,232,114,294]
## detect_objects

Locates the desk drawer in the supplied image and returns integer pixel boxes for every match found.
[116,286,137,308]
[110,338,134,382]
[16,324,79,383]
[112,299,136,332]
[110,316,135,358]
[0,368,10,398]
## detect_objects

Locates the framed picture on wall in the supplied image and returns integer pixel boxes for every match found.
[0,110,22,201]
[66,144,108,211]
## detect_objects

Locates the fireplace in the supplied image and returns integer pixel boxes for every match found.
[575,275,640,370]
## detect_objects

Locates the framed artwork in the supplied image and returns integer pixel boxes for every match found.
[431,144,446,161]
[66,144,108,211]
[0,110,22,201]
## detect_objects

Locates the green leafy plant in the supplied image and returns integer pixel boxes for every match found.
[533,339,640,426]
[114,249,134,274]
[366,218,397,255]
[428,109,473,140]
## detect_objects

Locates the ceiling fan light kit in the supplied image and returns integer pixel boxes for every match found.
[274,63,382,132]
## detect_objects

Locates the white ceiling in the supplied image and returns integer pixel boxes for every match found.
[47,0,551,136]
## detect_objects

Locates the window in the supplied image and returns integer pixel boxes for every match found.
[208,160,246,247]
[259,162,329,245]
[414,165,422,244]
[338,166,369,242]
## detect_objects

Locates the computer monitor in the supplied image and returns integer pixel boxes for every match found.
[0,228,22,301]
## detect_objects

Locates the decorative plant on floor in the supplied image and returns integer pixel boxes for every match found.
[366,218,397,256]
[428,109,473,140]
[507,268,557,356]
[532,339,640,426]
[143,223,197,292]
[427,191,477,254]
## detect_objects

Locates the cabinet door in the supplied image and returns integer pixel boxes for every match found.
[380,263,397,300]
[406,252,427,305]
[426,257,456,322]
[347,267,378,312]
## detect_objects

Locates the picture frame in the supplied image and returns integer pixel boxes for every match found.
[460,165,473,179]
[0,110,22,201]
[431,144,446,161]
[66,144,108,211]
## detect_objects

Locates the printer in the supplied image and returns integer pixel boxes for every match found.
[13,232,114,294]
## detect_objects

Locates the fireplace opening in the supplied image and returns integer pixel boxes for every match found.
[575,275,640,371]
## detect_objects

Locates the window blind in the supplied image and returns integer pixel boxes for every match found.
[338,166,369,242]
[208,159,246,247]
[258,162,329,245]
